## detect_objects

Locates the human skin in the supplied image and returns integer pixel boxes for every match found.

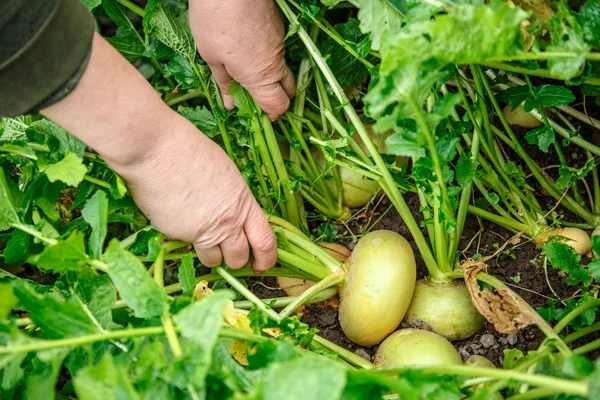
[41,0,294,272]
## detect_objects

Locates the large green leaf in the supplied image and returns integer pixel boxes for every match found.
[73,355,141,400]
[29,231,88,273]
[262,355,347,400]
[149,5,195,59]
[23,349,69,400]
[12,280,99,339]
[103,240,168,319]
[354,0,404,51]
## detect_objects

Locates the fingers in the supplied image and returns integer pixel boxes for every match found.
[194,244,223,268]
[248,83,291,121]
[244,205,278,273]
[280,66,296,99]
[209,64,234,110]
[220,229,250,269]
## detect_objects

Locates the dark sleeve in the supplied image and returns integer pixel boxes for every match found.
[0,0,96,118]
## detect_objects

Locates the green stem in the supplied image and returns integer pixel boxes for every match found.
[564,321,600,344]
[554,299,600,334]
[368,365,587,396]
[261,114,301,227]
[574,337,600,355]
[506,388,558,400]
[116,0,144,16]
[275,1,442,281]
[282,229,341,272]
[0,325,266,355]
[234,287,337,309]
[165,90,205,107]
[215,267,281,320]
[189,61,234,159]
[279,271,344,318]
[277,249,332,280]
[83,176,111,189]
[489,51,600,62]
[312,336,373,370]
[467,205,530,233]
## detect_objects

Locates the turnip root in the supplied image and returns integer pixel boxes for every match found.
[404,280,485,341]
[339,231,416,346]
[374,329,462,367]
[534,227,591,256]
[503,105,543,128]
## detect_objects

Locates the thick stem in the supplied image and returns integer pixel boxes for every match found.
[261,114,301,227]
[275,1,442,280]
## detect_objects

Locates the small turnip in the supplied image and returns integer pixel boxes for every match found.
[503,105,542,128]
[404,280,485,341]
[374,329,462,367]
[534,227,591,256]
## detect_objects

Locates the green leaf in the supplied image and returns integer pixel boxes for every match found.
[178,253,196,294]
[556,157,594,191]
[0,283,17,320]
[73,355,141,400]
[578,0,600,47]
[385,130,425,158]
[149,5,195,59]
[29,231,88,273]
[29,231,87,272]
[524,126,555,153]
[65,269,117,329]
[547,5,590,79]
[43,153,87,187]
[80,0,101,11]
[455,153,478,188]
[32,120,86,157]
[164,53,200,89]
[262,355,347,400]
[0,168,19,231]
[12,280,99,339]
[354,0,404,51]
[496,86,531,110]
[543,241,590,287]
[106,27,146,62]
[522,85,576,112]
[23,349,69,400]
[81,191,109,260]
[503,348,524,369]
[582,84,600,97]
[173,291,230,346]
[320,19,370,87]
[173,291,231,387]
[103,240,168,319]
[178,106,218,137]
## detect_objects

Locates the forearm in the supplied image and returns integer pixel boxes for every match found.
[41,33,176,171]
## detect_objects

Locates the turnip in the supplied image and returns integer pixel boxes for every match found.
[404,280,485,341]
[273,225,416,346]
[464,354,495,368]
[533,227,591,256]
[502,104,543,128]
[374,329,462,367]
[338,230,416,346]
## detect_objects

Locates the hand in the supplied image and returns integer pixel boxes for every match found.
[121,115,278,272]
[189,0,295,120]
[41,34,278,272]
